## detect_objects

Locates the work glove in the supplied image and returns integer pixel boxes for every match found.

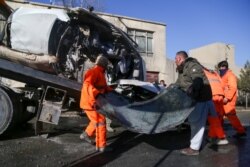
[93,103,100,110]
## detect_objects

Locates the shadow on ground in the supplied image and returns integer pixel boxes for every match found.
[68,127,191,167]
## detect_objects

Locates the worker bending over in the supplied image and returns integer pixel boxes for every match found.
[80,55,113,152]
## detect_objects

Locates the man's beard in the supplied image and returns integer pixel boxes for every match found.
[176,63,184,73]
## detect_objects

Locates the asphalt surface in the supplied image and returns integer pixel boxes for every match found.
[0,110,250,167]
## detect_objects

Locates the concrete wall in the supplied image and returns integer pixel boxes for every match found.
[160,58,177,85]
[189,42,241,77]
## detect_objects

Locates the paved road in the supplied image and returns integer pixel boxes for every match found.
[0,110,250,167]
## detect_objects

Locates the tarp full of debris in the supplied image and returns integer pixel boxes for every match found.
[96,87,195,134]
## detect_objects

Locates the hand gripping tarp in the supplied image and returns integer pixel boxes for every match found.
[96,87,195,134]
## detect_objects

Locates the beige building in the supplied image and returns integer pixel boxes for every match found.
[189,42,241,77]
[4,0,176,85]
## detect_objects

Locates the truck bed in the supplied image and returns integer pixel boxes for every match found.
[0,58,81,98]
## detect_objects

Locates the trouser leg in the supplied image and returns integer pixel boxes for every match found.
[96,122,106,148]
[213,96,225,125]
[208,116,226,139]
[208,116,216,138]
[189,102,209,150]
[84,110,107,147]
[85,122,96,137]
[84,110,96,137]
[226,110,245,134]
[214,101,224,124]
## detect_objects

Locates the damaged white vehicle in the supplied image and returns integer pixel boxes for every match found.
[0,2,194,135]
[0,6,145,82]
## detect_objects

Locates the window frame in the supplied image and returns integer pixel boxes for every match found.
[128,29,153,57]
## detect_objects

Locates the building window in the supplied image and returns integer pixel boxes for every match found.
[128,29,153,56]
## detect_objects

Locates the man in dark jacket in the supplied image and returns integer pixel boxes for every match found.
[175,51,213,155]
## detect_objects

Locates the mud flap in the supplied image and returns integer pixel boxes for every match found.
[38,87,66,125]
[35,86,66,135]
[96,87,195,134]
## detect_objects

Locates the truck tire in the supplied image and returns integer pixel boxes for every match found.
[0,87,18,135]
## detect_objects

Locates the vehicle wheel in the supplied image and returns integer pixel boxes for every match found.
[0,87,15,135]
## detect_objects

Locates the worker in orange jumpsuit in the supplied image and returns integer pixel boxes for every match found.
[80,55,113,152]
[204,69,228,145]
[218,61,246,138]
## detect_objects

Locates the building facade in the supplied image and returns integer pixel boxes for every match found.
[189,42,241,77]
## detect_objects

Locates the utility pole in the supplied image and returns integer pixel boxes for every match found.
[246,93,248,109]
[225,44,231,61]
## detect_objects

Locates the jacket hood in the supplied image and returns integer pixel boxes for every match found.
[185,57,199,64]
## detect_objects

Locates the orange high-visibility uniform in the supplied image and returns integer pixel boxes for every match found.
[204,70,226,138]
[80,65,112,148]
[220,70,245,134]
[0,0,5,5]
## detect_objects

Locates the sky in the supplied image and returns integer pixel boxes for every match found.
[33,0,250,66]
[102,0,250,67]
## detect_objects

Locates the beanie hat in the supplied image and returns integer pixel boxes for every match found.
[95,55,109,69]
[218,60,228,69]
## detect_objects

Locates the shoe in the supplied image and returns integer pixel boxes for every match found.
[96,146,113,152]
[180,147,199,156]
[107,126,115,132]
[214,138,229,145]
[80,132,95,145]
[233,133,247,138]
[206,137,215,143]
[209,137,229,145]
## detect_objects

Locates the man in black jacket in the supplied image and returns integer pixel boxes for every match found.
[175,51,213,155]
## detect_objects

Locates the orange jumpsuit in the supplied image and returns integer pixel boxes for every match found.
[80,65,112,148]
[220,70,245,134]
[204,70,226,139]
